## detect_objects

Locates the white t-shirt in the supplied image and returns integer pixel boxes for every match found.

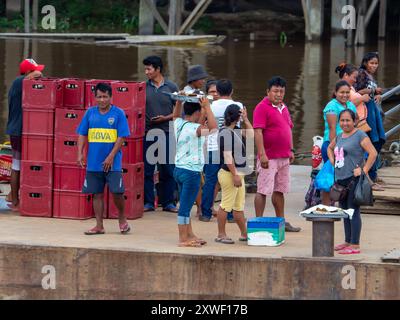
[207,99,243,151]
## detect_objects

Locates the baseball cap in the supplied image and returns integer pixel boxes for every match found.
[19,58,45,75]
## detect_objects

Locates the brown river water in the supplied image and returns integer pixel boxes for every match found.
[1,37,399,164]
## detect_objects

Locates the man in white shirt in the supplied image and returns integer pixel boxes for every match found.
[199,79,243,222]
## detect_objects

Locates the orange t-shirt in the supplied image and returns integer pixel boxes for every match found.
[350,87,367,120]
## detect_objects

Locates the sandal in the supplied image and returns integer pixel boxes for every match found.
[195,238,207,245]
[84,227,105,235]
[215,237,235,244]
[119,222,131,234]
[238,236,247,241]
[372,183,385,191]
[163,204,178,213]
[338,247,361,254]
[178,240,202,248]
[334,243,349,251]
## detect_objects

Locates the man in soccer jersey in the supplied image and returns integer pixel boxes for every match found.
[77,83,131,235]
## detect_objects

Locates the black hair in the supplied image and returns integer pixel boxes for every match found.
[216,79,233,96]
[339,109,356,122]
[360,52,379,70]
[184,102,201,116]
[94,83,112,97]
[224,104,241,126]
[332,80,350,98]
[335,63,358,79]
[143,55,163,73]
[206,80,217,94]
[267,76,286,90]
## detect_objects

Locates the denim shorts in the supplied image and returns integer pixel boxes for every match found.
[82,171,124,194]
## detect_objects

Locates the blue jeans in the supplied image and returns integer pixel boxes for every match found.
[144,132,176,208]
[174,167,201,225]
[201,151,233,220]
[338,177,361,245]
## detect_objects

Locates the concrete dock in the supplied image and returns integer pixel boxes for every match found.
[0,166,399,299]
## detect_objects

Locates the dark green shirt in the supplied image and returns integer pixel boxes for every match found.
[145,79,178,133]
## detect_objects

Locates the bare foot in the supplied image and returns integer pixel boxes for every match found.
[178,240,202,247]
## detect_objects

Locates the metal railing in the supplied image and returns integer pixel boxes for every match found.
[382,85,400,139]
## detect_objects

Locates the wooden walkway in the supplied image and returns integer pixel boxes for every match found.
[362,166,400,215]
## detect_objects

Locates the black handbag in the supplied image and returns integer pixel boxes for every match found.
[329,182,349,202]
[354,171,374,206]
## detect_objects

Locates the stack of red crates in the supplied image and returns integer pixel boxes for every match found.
[20,78,145,220]
[20,78,61,217]
[53,78,93,219]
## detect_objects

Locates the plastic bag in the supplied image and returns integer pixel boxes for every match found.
[314,161,334,192]
[354,171,374,206]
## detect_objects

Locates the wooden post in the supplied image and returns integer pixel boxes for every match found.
[142,0,168,34]
[354,0,367,46]
[168,0,182,35]
[331,0,346,34]
[301,0,324,41]
[24,0,30,33]
[346,0,354,47]
[139,0,154,35]
[177,0,212,35]
[32,0,39,32]
[379,0,387,39]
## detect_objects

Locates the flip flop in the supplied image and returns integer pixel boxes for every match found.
[119,222,131,234]
[238,236,247,241]
[84,227,105,235]
[178,240,202,248]
[215,237,235,244]
[334,243,349,251]
[338,247,361,254]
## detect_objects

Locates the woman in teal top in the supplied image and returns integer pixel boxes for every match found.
[320,80,357,204]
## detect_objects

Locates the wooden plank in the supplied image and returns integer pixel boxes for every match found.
[301,0,312,41]
[139,0,154,35]
[373,189,400,202]
[365,0,379,27]
[362,201,400,215]
[379,0,387,38]
[32,0,39,32]
[143,0,169,34]
[177,0,212,35]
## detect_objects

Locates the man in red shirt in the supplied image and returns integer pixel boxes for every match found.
[253,76,301,232]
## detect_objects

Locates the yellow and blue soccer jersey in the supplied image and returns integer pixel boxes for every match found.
[77,105,130,172]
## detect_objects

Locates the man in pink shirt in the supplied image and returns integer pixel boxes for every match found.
[253,76,301,232]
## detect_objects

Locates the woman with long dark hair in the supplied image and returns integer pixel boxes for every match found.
[327,109,377,254]
[354,52,386,189]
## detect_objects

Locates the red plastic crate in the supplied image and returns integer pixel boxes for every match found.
[84,79,113,109]
[22,108,54,135]
[121,138,143,164]
[53,190,93,220]
[62,78,85,109]
[55,108,85,136]
[20,186,52,217]
[53,164,86,191]
[121,163,144,190]
[54,134,80,165]
[21,161,53,188]
[22,78,63,109]
[108,188,144,220]
[125,108,145,138]
[22,134,53,162]
[111,81,146,111]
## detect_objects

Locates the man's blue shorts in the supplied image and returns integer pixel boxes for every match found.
[82,171,125,194]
